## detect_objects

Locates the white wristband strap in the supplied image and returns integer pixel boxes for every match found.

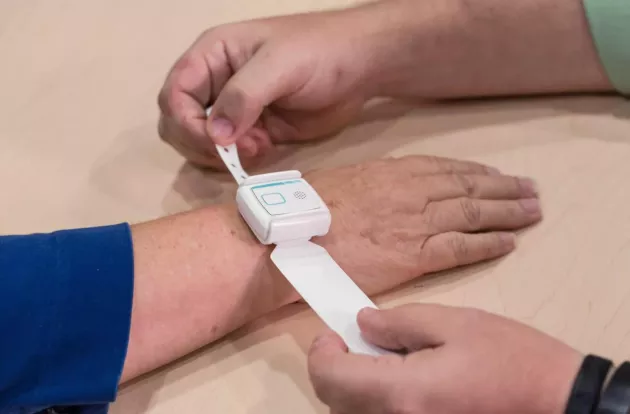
[272,241,389,356]
[206,107,389,356]
[206,108,249,185]
[215,143,249,185]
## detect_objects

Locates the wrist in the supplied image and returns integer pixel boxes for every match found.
[123,204,299,381]
[563,355,614,414]
[211,204,300,308]
[539,349,584,414]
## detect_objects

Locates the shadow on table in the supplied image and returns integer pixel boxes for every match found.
[86,94,627,217]
[165,94,628,211]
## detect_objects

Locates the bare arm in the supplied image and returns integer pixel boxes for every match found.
[118,155,544,382]
[358,0,612,98]
[121,205,294,381]
[159,0,615,166]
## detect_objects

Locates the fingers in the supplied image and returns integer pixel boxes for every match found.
[309,306,464,412]
[421,173,538,202]
[357,305,459,352]
[419,231,517,274]
[399,155,501,176]
[158,51,212,148]
[208,43,301,145]
[308,331,404,413]
[158,48,229,167]
[425,197,542,233]
[158,34,275,166]
[159,107,273,168]
[234,126,274,159]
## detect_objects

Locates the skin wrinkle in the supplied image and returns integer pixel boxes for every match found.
[459,198,482,228]
[207,42,229,105]
[453,174,476,198]
[222,35,255,74]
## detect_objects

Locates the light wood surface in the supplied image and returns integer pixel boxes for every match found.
[1,1,630,413]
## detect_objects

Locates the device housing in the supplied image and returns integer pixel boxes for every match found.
[236,171,331,244]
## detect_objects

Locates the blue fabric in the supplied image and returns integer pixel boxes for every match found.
[0,224,134,414]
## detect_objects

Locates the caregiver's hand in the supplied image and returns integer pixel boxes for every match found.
[158,7,381,168]
[308,155,542,295]
[158,0,610,170]
[308,304,582,414]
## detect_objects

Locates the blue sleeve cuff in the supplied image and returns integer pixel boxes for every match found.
[0,223,134,410]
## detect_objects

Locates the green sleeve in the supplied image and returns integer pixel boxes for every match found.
[583,0,630,95]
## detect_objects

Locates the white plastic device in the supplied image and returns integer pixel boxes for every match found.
[208,108,389,356]
[236,171,331,245]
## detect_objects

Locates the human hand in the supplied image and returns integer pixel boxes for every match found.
[305,155,543,296]
[308,304,582,414]
[158,5,390,168]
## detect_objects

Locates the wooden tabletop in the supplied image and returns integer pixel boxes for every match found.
[2,1,630,413]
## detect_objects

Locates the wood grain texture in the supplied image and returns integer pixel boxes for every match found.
[1,1,629,413]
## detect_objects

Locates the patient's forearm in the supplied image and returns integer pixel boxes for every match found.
[121,205,296,382]
[358,0,612,98]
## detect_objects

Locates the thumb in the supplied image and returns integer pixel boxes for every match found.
[308,330,404,411]
[207,46,299,146]
[358,304,461,352]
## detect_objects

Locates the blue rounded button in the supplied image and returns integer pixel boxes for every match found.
[262,193,286,205]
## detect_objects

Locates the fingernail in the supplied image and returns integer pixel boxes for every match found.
[209,117,234,140]
[518,177,539,197]
[358,307,378,321]
[237,135,258,157]
[519,198,541,215]
[488,166,502,175]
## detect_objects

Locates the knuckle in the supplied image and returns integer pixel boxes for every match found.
[493,232,510,250]
[171,52,197,74]
[193,27,228,52]
[454,173,477,196]
[513,176,523,192]
[483,236,498,258]
[157,85,177,116]
[157,116,183,147]
[200,24,236,42]
[459,198,481,228]
[197,27,216,42]
[418,197,436,224]
[157,117,168,142]
[223,83,262,113]
[447,234,469,263]
[428,155,449,172]
[159,53,204,116]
